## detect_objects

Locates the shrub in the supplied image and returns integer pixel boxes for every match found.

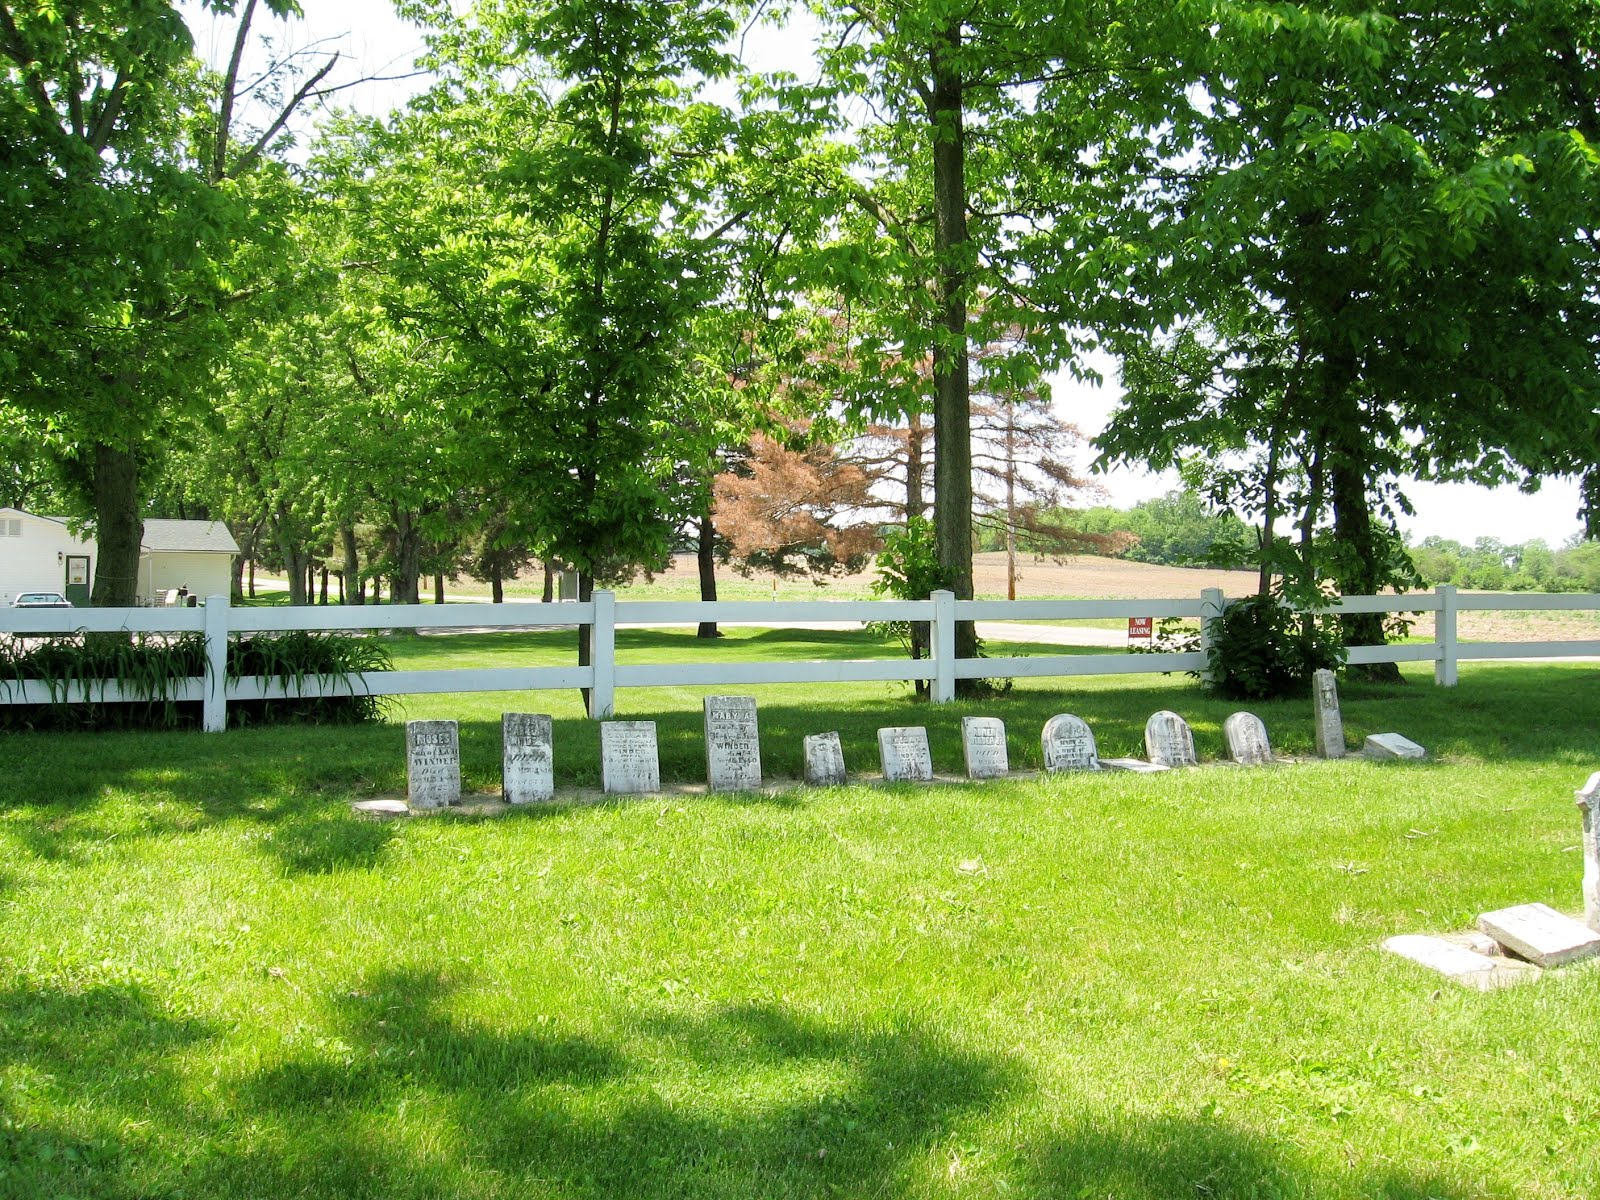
[1205,593,1346,700]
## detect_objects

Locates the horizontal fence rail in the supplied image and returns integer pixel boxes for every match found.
[0,583,1595,730]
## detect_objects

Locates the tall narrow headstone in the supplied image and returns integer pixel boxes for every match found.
[1579,771,1600,933]
[704,695,762,791]
[406,719,461,810]
[878,726,933,782]
[1144,710,1197,767]
[961,716,1009,780]
[1041,714,1099,771]
[502,712,555,804]
[601,721,660,795]
[803,732,847,786]
[1223,712,1273,766]
[1313,668,1345,759]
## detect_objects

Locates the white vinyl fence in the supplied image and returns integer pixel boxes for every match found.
[1,584,1596,732]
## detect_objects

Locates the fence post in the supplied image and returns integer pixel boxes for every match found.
[202,594,229,733]
[931,589,956,703]
[1198,587,1226,685]
[1434,584,1459,687]
[589,589,616,719]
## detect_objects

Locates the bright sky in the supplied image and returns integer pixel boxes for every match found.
[182,0,1591,549]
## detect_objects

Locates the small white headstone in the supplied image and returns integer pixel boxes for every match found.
[1364,732,1425,760]
[803,732,847,786]
[406,719,462,810]
[601,722,660,795]
[502,713,554,804]
[1578,772,1600,933]
[1478,902,1600,968]
[704,695,762,791]
[1041,714,1099,771]
[878,726,933,783]
[1101,758,1170,774]
[1223,712,1273,765]
[961,716,1008,780]
[1313,668,1345,758]
[1144,710,1197,767]
[1383,934,1541,991]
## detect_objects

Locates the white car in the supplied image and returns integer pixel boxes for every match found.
[10,591,74,608]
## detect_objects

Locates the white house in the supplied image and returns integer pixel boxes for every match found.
[0,508,240,606]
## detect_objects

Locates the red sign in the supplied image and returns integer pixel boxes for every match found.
[1127,616,1153,641]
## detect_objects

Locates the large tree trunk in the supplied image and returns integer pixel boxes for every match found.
[89,444,143,606]
[906,412,928,521]
[696,514,721,639]
[927,31,978,686]
[1330,451,1402,682]
[542,560,555,603]
[390,511,422,604]
[273,503,310,606]
[434,573,446,605]
[340,525,363,605]
[491,562,504,604]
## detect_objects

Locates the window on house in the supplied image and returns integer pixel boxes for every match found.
[0,519,20,537]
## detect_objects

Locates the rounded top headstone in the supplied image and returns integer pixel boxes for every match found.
[1041,713,1099,771]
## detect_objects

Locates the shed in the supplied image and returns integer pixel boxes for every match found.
[0,508,239,605]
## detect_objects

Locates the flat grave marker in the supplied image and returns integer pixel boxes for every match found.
[1364,732,1425,760]
[1144,710,1197,767]
[803,732,847,786]
[1041,714,1099,772]
[1478,902,1600,968]
[1383,934,1541,991]
[1224,712,1273,765]
[1313,668,1345,758]
[406,719,462,810]
[961,716,1009,780]
[502,713,555,804]
[878,726,933,783]
[601,721,660,795]
[704,695,762,791]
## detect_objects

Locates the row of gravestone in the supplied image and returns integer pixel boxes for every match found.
[403,674,1393,809]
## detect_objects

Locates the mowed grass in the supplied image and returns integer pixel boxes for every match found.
[2,626,1599,1199]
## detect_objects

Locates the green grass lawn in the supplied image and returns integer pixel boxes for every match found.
[3,634,1599,1198]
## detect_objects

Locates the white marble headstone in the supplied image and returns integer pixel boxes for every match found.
[1383,934,1540,991]
[502,712,554,804]
[1364,732,1424,760]
[406,719,461,810]
[1578,771,1600,933]
[601,721,660,795]
[803,732,847,786]
[1312,668,1345,758]
[1041,714,1099,771]
[878,726,933,783]
[961,716,1008,780]
[1144,710,1197,767]
[1223,712,1272,766]
[704,695,762,791]
[1479,902,1600,968]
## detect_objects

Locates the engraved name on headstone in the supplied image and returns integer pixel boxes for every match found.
[1579,771,1600,933]
[601,721,660,795]
[1478,902,1600,968]
[803,732,847,786]
[1144,710,1197,767]
[878,726,933,782]
[502,712,554,804]
[1313,668,1345,758]
[961,716,1009,780]
[1041,713,1099,772]
[406,719,461,810]
[1224,712,1273,766]
[704,695,762,791]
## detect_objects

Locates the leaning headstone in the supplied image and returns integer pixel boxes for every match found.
[1224,712,1273,766]
[1478,902,1600,968]
[1144,710,1197,767]
[704,695,762,791]
[1312,668,1345,758]
[601,721,660,795]
[406,719,461,810]
[803,732,847,786]
[1041,714,1099,772]
[878,726,933,783]
[502,712,555,804]
[1364,732,1425,761]
[1578,772,1600,933]
[1383,934,1541,991]
[961,716,1008,780]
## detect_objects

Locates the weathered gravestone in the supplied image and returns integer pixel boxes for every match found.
[502,713,554,804]
[878,726,934,783]
[601,721,660,795]
[1312,668,1345,758]
[961,716,1009,780]
[406,719,461,810]
[1579,772,1600,933]
[1144,710,1197,767]
[1364,732,1425,760]
[1041,714,1099,772]
[704,695,762,791]
[1382,934,1541,991]
[1224,712,1273,766]
[1478,902,1600,968]
[803,732,848,786]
